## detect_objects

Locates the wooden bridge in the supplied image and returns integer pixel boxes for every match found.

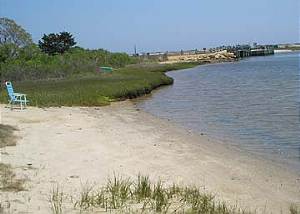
[233,48,274,58]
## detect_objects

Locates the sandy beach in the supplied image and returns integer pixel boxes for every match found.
[0,101,299,213]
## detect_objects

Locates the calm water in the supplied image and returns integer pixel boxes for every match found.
[137,52,300,170]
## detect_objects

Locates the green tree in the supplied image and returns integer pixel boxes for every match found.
[38,32,76,55]
[0,43,18,62]
[0,17,33,47]
[18,44,42,61]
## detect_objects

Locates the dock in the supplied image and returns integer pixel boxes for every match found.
[231,47,274,58]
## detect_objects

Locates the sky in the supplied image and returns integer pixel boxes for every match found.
[1,0,299,53]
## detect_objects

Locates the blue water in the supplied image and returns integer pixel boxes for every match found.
[136,52,300,169]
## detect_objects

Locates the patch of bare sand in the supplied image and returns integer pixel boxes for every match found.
[0,102,299,213]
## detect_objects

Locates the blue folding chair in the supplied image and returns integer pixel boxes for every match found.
[5,81,28,110]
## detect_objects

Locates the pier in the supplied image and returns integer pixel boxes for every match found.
[231,47,274,58]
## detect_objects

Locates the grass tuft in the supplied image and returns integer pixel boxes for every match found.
[0,124,17,148]
[49,184,64,214]
[74,182,94,210]
[151,180,169,212]
[106,174,133,209]
[290,204,300,214]
[0,163,24,192]
[134,174,152,202]
[0,124,25,193]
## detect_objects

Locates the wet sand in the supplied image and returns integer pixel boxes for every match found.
[0,102,299,213]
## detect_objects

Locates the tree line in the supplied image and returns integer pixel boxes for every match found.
[0,17,135,81]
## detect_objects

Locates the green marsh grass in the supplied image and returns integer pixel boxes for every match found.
[0,63,199,107]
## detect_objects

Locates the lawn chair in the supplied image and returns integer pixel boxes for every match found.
[5,81,28,110]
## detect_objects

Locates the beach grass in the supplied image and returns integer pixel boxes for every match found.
[0,62,199,107]
[0,124,17,148]
[70,174,253,213]
[290,204,300,214]
[70,174,300,213]
[49,185,64,214]
[0,125,25,192]
[0,163,25,192]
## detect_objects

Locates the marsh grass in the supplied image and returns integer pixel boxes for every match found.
[0,163,24,192]
[0,63,198,107]
[72,174,256,214]
[0,124,17,148]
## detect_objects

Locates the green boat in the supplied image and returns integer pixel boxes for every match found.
[99,67,113,72]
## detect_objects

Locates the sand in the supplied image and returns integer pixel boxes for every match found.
[0,102,299,213]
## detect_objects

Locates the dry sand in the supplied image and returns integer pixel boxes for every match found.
[0,102,299,213]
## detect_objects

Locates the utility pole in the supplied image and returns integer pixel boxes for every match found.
[134,45,137,56]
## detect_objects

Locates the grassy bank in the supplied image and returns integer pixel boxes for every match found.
[0,40,201,107]
[0,62,199,107]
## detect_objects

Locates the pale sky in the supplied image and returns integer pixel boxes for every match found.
[1,0,299,53]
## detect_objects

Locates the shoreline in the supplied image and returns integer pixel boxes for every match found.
[136,100,300,175]
[134,81,300,175]
[0,102,299,213]
[136,55,300,174]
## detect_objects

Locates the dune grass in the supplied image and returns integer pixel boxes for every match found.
[0,124,25,192]
[49,185,64,214]
[70,174,252,213]
[0,124,17,148]
[0,163,24,192]
[0,63,199,107]
[290,204,300,214]
[69,174,300,213]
